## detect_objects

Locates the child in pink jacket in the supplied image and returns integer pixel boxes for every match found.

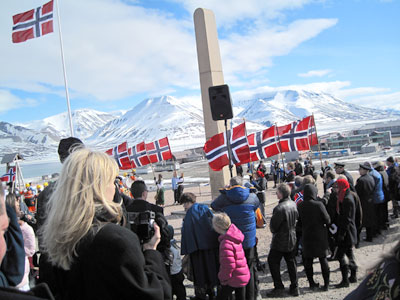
[212,213,250,300]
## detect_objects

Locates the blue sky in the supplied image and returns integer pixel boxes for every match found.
[0,0,399,124]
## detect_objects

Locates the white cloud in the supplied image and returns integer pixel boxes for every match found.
[0,0,336,105]
[346,92,400,111]
[0,89,38,114]
[298,69,332,78]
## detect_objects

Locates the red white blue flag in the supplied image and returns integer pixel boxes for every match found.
[294,191,303,205]
[146,137,173,164]
[248,125,280,162]
[203,122,250,171]
[12,0,54,43]
[106,142,132,170]
[277,117,312,153]
[129,142,150,168]
[305,115,318,146]
[1,167,16,183]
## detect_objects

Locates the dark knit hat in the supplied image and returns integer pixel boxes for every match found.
[58,137,84,163]
[334,162,345,168]
[387,156,395,164]
[359,162,372,171]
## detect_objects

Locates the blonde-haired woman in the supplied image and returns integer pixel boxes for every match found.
[40,148,171,300]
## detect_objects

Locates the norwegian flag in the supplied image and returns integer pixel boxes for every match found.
[1,167,16,183]
[277,117,312,153]
[106,142,132,170]
[248,126,280,162]
[305,115,318,146]
[294,191,304,205]
[146,137,173,164]
[12,0,54,43]
[129,142,150,168]
[203,122,250,171]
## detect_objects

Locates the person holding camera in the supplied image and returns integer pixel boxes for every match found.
[40,149,171,300]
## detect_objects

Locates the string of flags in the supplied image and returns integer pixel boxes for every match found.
[203,115,318,171]
[105,137,173,170]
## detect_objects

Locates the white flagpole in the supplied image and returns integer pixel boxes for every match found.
[55,0,74,137]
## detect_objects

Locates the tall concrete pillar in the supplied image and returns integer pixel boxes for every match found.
[194,8,234,199]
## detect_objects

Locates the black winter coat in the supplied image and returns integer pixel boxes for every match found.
[337,189,357,246]
[41,224,171,300]
[270,197,298,252]
[297,184,330,258]
[343,170,355,191]
[355,173,376,227]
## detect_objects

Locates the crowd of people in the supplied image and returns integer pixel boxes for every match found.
[0,137,400,300]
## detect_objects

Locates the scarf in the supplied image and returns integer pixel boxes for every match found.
[336,178,349,213]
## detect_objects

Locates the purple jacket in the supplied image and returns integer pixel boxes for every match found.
[218,224,250,288]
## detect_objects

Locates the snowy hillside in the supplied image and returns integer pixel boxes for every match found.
[22,109,117,140]
[235,90,400,133]
[0,121,57,159]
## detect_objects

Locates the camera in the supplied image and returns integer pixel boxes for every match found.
[127,211,155,243]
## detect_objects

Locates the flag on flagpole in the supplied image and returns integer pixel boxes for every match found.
[277,117,312,153]
[1,167,16,182]
[203,122,250,171]
[129,142,150,168]
[145,137,173,164]
[248,125,280,161]
[106,142,132,170]
[306,115,318,146]
[12,0,54,43]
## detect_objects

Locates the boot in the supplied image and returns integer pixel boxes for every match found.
[305,267,319,290]
[321,268,330,291]
[335,265,350,288]
[349,268,357,283]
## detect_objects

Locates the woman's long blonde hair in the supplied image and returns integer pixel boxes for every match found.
[41,148,121,270]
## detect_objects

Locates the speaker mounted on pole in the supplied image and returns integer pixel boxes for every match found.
[208,84,233,121]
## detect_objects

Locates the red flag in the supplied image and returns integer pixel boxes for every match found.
[129,142,150,168]
[106,142,132,170]
[277,118,311,153]
[306,115,318,146]
[203,122,250,171]
[1,167,16,182]
[145,137,172,164]
[248,126,280,161]
[12,0,54,43]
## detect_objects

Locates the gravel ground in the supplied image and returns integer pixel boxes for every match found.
[145,161,399,300]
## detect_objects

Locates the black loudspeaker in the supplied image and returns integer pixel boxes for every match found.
[208,84,233,121]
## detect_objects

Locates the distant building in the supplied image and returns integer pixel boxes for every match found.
[353,120,400,137]
[325,131,391,152]
[361,143,379,154]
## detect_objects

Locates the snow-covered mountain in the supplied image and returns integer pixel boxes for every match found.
[3,89,400,159]
[87,95,265,151]
[22,109,117,140]
[235,90,400,133]
[0,121,58,159]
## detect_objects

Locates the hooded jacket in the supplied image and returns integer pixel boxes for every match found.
[218,224,250,288]
[369,169,385,204]
[211,186,259,249]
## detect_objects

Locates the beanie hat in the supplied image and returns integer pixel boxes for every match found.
[58,137,84,163]
[387,156,395,164]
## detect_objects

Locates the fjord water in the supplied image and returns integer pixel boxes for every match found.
[3,160,62,181]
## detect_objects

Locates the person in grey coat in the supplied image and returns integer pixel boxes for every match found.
[297,184,331,291]
[355,163,376,242]
[267,183,299,297]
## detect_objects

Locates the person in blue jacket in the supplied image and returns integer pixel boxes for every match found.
[211,176,260,300]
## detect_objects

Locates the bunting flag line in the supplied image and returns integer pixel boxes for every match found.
[12,0,54,43]
[203,122,250,171]
[248,125,280,161]
[146,137,173,164]
[129,142,150,168]
[1,167,16,182]
[106,142,132,170]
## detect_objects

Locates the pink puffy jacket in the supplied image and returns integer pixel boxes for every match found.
[218,224,250,287]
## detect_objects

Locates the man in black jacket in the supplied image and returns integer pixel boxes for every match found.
[334,162,355,191]
[267,183,299,297]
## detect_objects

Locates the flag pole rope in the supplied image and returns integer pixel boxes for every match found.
[55,0,74,137]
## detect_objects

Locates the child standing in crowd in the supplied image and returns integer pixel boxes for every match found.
[212,213,250,300]
[167,225,186,300]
